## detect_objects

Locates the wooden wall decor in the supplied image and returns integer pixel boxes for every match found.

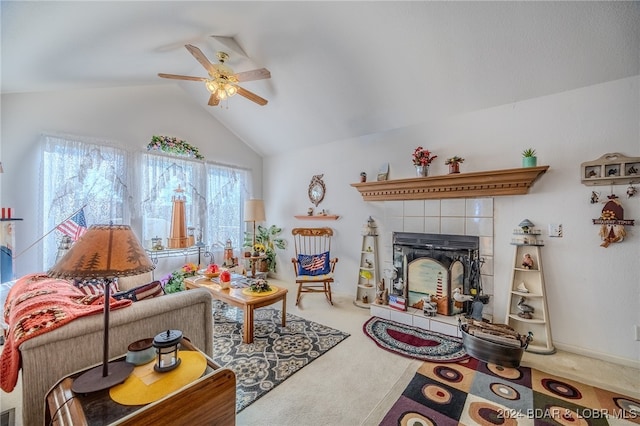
[593,194,634,248]
[581,153,640,186]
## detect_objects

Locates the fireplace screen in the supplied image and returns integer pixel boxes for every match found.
[391,232,480,316]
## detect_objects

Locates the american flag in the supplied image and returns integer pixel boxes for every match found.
[57,208,87,241]
[301,252,328,273]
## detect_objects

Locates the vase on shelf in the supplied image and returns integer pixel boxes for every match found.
[448,162,460,174]
[415,165,429,177]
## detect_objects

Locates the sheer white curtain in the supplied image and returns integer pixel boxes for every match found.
[40,133,130,269]
[139,153,207,249]
[204,164,250,256]
[39,134,252,270]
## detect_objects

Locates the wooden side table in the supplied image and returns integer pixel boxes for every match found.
[45,339,236,425]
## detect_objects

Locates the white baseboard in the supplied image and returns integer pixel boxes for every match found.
[553,341,640,369]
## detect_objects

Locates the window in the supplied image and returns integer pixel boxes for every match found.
[204,164,249,253]
[41,134,250,270]
[41,134,130,269]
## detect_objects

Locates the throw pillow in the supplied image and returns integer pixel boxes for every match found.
[73,278,120,296]
[113,281,164,302]
[297,251,331,276]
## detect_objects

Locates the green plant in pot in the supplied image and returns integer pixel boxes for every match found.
[244,224,286,273]
[522,148,537,168]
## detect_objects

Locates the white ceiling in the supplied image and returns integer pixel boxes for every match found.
[2,1,638,157]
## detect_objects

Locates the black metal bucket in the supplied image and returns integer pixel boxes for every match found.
[460,324,529,368]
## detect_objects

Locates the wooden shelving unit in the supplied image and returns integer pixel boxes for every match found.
[350,166,548,201]
[354,231,378,309]
[505,235,555,354]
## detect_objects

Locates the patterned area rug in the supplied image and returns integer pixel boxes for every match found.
[363,316,468,363]
[380,357,640,425]
[211,302,349,412]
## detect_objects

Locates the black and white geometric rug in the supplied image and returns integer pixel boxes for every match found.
[211,302,350,412]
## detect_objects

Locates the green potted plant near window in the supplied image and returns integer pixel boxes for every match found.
[244,224,286,274]
[522,148,537,168]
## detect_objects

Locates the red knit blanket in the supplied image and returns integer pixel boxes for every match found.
[0,273,132,392]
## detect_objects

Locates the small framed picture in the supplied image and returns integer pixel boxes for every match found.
[605,164,620,177]
[584,166,600,179]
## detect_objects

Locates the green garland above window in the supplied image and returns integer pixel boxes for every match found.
[147,135,204,160]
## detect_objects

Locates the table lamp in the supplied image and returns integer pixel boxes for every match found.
[244,199,265,249]
[48,224,155,393]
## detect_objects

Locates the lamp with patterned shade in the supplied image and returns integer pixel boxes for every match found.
[48,224,155,393]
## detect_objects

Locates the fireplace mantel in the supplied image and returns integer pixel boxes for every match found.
[351,166,549,201]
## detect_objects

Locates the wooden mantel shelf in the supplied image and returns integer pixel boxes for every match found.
[294,215,340,220]
[350,166,549,201]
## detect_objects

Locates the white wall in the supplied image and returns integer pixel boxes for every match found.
[1,77,638,365]
[0,84,263,278]
[264,76,640,365]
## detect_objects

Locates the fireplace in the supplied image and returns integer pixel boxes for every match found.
[391,232,481,316]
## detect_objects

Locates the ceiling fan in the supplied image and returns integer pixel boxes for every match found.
[158,44,271,106]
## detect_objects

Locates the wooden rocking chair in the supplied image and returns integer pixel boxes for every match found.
[291,227,338,306]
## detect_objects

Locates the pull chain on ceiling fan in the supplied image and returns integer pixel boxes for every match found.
[158,44,270,107]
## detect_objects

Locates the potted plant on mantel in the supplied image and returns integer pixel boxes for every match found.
[412,146,438,177]
[244,224,286,274]
[522,148,537,168]
[445,156,464,174]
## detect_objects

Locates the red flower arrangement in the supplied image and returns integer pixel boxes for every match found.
[412,146,438,166]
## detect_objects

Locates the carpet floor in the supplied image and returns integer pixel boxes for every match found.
[363,316,468,363]
[380,356,640,425]
[211,301,350,412]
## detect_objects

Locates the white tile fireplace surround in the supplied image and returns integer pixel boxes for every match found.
[374,198,495,332]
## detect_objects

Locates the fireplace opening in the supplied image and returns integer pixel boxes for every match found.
[391,232,482,316]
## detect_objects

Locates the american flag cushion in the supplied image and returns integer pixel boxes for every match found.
[73,278,120,296]
[297,251,331,276]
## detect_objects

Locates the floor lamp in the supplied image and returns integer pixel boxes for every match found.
[48,224,155,393]
[244,199,265,277]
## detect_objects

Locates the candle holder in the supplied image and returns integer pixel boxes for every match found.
[153,329,182,372]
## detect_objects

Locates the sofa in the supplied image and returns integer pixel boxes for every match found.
[10,273,214,426]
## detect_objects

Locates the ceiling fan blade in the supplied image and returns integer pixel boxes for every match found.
[185,44,216,75]
[236,86,268,106]
[208,94,220,106]
[158,73,207,82]
[234,68,271,82]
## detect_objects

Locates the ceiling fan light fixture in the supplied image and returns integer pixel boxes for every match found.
[225,84,237,97]
[205,79,219,93]
[161,45,269,106]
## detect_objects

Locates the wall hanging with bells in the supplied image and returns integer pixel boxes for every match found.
[153,329,183,372]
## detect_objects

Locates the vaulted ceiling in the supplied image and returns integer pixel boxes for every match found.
[2,1,638,157]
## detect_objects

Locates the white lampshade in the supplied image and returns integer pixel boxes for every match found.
[244,199,266,223]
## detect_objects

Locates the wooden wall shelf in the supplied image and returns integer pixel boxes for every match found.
[350,166,549,201]
[580,153,640,186]
[294,215,340,220]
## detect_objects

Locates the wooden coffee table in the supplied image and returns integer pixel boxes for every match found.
[184,276,287,344]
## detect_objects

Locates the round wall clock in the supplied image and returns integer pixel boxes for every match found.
[308,174,326,207]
